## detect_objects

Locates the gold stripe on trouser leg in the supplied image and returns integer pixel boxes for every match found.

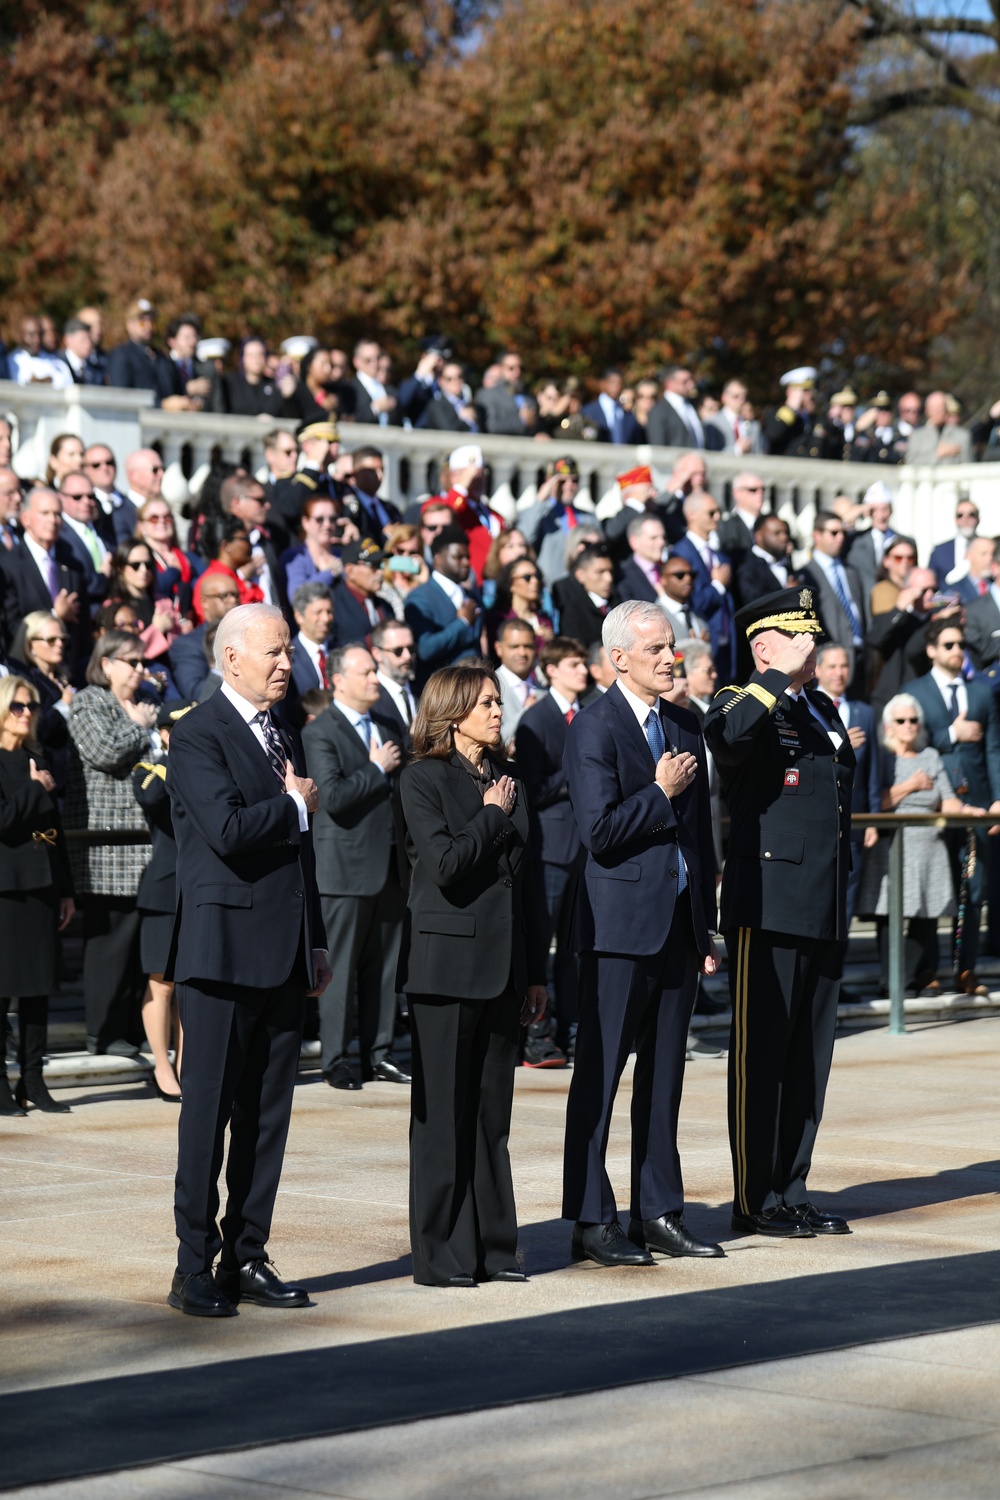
[734,927,751,1214]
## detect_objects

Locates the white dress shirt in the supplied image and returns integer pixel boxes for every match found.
[62,512,108,568]
[220,681,309,829]
[296,633,327,686]
[356,370,389,426]
[9,349,73,388]
[750,544,788,588]
[665,390,704,447]
[685,530,727,596]
[377,670,417,727]
[334,696,388,775]
[22,533,59,598]
[431,568,467,613]
[497,663,534,708]
[930,666,968,742]
[548,687,577,718]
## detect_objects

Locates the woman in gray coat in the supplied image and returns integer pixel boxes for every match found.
[65,630,159,1056]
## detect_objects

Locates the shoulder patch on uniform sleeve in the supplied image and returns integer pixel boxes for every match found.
[776,406,795,425]
[134,760,167,789]
[293,473,317,490]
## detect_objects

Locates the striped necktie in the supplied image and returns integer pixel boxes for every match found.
[255,711,287,786]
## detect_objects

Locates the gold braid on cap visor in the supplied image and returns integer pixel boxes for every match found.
[746,612,823,639]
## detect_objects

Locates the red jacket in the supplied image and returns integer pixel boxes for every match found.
[442,487,504,583]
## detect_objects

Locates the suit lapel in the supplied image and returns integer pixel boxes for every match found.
[211,690,285,797]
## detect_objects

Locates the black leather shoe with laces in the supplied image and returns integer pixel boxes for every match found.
[571,1219,656,1267]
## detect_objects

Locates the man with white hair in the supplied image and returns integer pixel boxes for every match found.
[905,392,972,466]
[562,600,722,1267]
[165,603,331,1317]
[441,442,503,583]
[123,448,165,513]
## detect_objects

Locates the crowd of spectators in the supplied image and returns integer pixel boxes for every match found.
[5,303,1000,463]
[5,303,1000,1114]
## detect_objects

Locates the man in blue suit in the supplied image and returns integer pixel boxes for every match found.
[290,582,334,697]
[404,526,481,690]
[814,644,880,928]
[581,370,643,445]
[908,616,1000,990]
[168,575,241,699]
[670,492,735,678]
[562,600,723,1268]
[928,502,980,589]
[165,603,330,1317]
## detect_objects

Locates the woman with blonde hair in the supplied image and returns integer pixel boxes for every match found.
[0,676,74,1114]
[399,663,546,1285]
[378,522,429,618]
[858,692,981,995]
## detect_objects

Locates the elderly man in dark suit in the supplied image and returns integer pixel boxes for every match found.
[0,486,89,668]
[562,600,723,1267]
[908,616,1000,992]
[303,644,410,1091]
[164,603,330,1317]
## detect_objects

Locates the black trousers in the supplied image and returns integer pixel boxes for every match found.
[875,915,936,989]
[538,860,579,1052]
[82,896,144,1049]
[562,891,698,1225]
[725,927,842,1217]
[173,964,307,1276]
[319,866,405,1076]
[408,983,520,1284]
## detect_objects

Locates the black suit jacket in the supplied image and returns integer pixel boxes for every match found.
[554,576,615,650]
[646,399,700,448]
[303,703,406,898]
[964,593,1000,669]
[515,692,582,867]
[734,551,790,609]
[616,558,659,605]
[133,762,176,914]
[0,747,72,895]
[343,376,402,426]
[330,577,392,650]
[168,625,213,700]
[417,395,477,433]
[398,754,544,998]
[375,682,415,750]
[164,689,325,988]
[0,540,89,666]
[717,512,755,561]
[907,675,1000,807]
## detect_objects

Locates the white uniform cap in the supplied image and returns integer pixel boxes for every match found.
[779,366,818,386]
[863,480,894,508]
[449,444,485,471]
[196,338,230,361]
[280,336,319,359]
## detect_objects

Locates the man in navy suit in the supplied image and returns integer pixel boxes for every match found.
[928,502,980,589]
[56,471,111,604]
[907,617,1000,990]
[330,538,393,650]
[561,600,723,1267]
[165,604,331,1317]
[616,514,666,605]
[168,574,241,698]
[0,486,89,670]
[290,582,334,697]
[670,492,735,678]
[814,644,880,927]
[515,636,589,1065]
[404,526,481,690]
[581,370,643,445]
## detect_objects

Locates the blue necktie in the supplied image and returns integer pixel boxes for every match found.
[947,683,959,725]
[832,563,863,643]
[358,714,373,751]
[647,709,687,894]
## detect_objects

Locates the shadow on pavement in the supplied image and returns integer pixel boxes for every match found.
[2,1251,997,1491]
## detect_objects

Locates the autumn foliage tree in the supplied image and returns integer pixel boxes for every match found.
[0,0,964,390]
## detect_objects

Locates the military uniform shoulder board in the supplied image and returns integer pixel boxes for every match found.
[292,472,317,490]
[716,681,779,714]
[134,760,167,790]
[775,405,795,425]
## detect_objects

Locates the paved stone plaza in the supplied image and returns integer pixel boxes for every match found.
[2,1015,997,1498]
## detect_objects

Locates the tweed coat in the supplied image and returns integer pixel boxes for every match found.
[64,686,154,896]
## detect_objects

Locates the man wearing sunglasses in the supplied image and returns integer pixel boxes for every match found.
[907,618,1000,995]
[717,473,767,562]
[83,445,137,545]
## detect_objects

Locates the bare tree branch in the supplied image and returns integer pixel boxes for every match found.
[845,0,980,92]
[851,83,1000,129]
[877,18,999,40]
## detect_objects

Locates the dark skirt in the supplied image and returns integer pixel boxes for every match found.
[140,911,176,977]
[0,889,59,995]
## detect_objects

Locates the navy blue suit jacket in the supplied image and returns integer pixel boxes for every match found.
[907,674,1000,807]
[670,535,735,676]
[580,399,642,445]
[168,624,213,700]
[404,577,480,689]
[928,539,959,590]
[563,681,716,957]
[616,558,659,605]
[290,635,324,697]
[515,692,582,867]
[844,699,880,817]
[330,577,390,651]
[165,688,325,989]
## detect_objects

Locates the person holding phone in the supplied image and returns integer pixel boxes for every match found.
[280,497,355,599]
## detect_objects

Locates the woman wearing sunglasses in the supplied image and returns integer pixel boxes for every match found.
[103,539,185,669]
[858,693,982,996]
[0,676,75,1114]
[484,556,554,659]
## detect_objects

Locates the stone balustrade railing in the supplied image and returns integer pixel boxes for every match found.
[4,379,1000,560]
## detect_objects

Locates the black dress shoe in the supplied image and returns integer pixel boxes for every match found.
[789,1202,851,1235]
[489,1267,528,1282]
[15,1077,71,1113]
[731,1206,815,1238]
[168,1270,236,1317]
[413,1273,477,1288]
[214,1259,308,1308]
[571,1219,656,1267]
[324,1061,361,1091]
[371,1058,411,1085]
[629,1213,725,1258]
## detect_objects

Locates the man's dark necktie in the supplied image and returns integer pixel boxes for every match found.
[255,711,287,785]
[947,683,960,725]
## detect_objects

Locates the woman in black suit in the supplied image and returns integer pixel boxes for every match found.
[0,677,75,1115]
[399,663,548,1287]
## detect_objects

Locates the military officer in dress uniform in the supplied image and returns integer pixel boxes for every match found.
[763,368,838,461]
[269,421,349,529]
[703,587,855,1240]
[849,392,908,465]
